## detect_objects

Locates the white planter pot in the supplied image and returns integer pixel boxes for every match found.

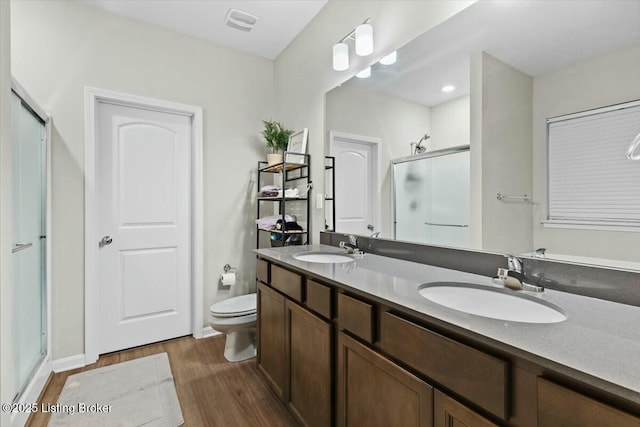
[267,153,283,166]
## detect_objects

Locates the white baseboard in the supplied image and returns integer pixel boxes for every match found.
[51,354,86,373]
[11,357,52,427]
[200,326,222,339]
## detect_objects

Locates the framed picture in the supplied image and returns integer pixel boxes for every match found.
[286,128,309,164]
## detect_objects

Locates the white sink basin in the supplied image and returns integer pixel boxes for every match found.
[419,282,566,324]
[293,252,355,264]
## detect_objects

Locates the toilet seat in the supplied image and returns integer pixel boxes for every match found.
[210,293,257,318]
[209,312,256,326]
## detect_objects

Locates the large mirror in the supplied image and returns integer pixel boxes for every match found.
[325,0,640,270]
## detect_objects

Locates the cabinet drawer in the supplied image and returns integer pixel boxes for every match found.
[271,265,302,302]
[379,311,508,420]
[537,378,640,427]
[256,258,269,284]
[306,279,332,319]
[337,293,374,343]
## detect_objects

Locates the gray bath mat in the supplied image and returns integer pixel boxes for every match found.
[48,352,183,426]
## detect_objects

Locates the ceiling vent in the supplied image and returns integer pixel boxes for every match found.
[225,8,258,32]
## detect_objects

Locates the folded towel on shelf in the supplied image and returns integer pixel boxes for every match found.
[283,188,299,198]
[259,185,281,197]
[256,214,297,231]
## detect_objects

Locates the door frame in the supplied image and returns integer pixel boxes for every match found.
[84,87,204,364]
[328,130,382,235]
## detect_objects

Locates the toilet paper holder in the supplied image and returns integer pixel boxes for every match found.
[219,264,237,290]
[223,264,237,274]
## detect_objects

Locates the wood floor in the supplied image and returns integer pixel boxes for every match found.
[27,335,299,426]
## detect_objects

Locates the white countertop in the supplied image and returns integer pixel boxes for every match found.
[255,244,640,404]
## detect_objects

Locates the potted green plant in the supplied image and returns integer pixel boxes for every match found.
[261,120,293,166]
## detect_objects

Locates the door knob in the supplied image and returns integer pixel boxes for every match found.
[100,236,113,247]
[367,224,374,231]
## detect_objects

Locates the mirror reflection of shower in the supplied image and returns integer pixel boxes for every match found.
[410,134,430,155]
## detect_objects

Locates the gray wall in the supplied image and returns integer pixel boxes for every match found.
[325,84,431,237]
[532,46,640,264]
[471,52,533,255]
[11,0,274,359]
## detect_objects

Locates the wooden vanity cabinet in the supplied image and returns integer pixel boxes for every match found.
[434,390,498,427]
[287,300,332,427]
[257,257,640,427]
[257,263,332,427]
[537,378,640,427]
[378,311,508,420]
[257,282,287,400]
[337,332,434,427]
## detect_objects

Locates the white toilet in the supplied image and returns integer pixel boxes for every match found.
[209,293,257,362]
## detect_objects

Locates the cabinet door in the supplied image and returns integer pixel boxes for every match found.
[337,332,433,427]
[434,390,497,427]
[537,378,640,427]
[287,300,332,427]
[257,283,287,400]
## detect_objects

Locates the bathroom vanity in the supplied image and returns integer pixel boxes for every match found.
[255,245,640,427]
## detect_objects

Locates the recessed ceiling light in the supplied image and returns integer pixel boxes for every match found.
[225,8,258,32]
[356,67,371,78]
[379,51,397,65]
[441,85,455,93]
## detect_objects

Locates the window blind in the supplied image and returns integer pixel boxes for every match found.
[547,101,640,227]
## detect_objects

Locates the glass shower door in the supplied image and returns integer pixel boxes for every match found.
[394,149,470,247]
[11,92,46,399]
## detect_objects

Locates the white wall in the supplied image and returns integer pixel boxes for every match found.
[532,46,640,263]
[474,52,533,254]
[325,84,431,236]
[274,0,476,243]
[0,1,15,423]
[430,95,470,150]
[11,0,274,359]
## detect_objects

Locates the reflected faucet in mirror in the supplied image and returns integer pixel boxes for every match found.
[339,234,363,255]
[627,132,640,160]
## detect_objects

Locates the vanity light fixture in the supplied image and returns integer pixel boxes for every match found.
[333,42,349,71]
[379,51,397,65]
[332,18,373,71]
[355,23,374,56]
[441,85,456,93]
[356,67,371,78]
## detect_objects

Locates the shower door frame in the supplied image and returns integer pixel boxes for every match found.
[10,78,53,423]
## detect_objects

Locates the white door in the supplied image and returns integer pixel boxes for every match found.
[97,102,192,354]
[330,132,379,235]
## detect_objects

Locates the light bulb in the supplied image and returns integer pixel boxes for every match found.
[441,85,455,93]
[333,42,349,71]
[379,51,397,65]
[356,67,371,78]
[355,23,373,56]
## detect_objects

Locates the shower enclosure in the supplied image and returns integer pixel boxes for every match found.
[392,146,470,247]
[11,88,47,402]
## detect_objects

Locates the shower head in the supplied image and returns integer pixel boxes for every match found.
[413,134,430,154]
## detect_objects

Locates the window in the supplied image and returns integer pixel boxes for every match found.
[547,100,640,229]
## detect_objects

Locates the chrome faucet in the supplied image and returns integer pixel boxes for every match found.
[498,254,544,292]
[533,248,546,258]
[339,234,362,255]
